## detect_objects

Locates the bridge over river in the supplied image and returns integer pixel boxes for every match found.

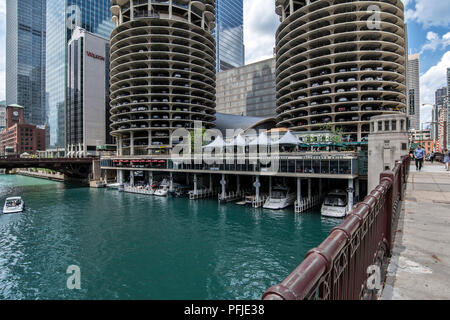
[0,157,96,181]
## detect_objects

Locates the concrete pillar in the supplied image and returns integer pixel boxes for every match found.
[149,171,153,187]
[209,174,213,191]
[118,169,124,185]
[220,174,226,200]
[130,132,134,156]
[319,178,323,198]
[130,171,135,187]
[130,0,134,20]
[254,176,261,202]
[348,178,354,212]
[169,172,173,192]
[308,178,312,199]
[236,175,240,193]
[297,177,302,203]
[355,178,360,202]
[194,174,198,195]
[269,176,272,197]
[118,136,123,156]
[148,131,152,153]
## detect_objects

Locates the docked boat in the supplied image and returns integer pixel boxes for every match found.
[263,186,296,210]
[321,189,348,218]
[154,179,170,197]
[3,197,25,214]
[171,185,188,198]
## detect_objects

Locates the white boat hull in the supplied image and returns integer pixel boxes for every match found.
[263,194,296,210]
[154,189,169,197]
[321,205,348,218]
[3,203,24,214]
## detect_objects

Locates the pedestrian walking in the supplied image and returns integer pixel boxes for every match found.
[444,149,450,171]
[430,152,435,164]
[414,145,426,171]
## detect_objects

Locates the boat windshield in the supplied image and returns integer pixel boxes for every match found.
[6,200,21,207]
[272,191,286,199]
[323,195,347,207]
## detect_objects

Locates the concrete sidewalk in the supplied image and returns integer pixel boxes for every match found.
[381,163,450,299]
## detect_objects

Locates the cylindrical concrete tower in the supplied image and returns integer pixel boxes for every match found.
[274,0,407,142]
[109,0,216,156]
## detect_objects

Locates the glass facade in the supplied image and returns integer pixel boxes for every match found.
[46,0,114,148]
[6,0,46,127]
[214,0,245,72]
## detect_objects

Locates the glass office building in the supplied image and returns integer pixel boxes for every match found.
[214,0,245,72]
[6,0,47,126]
[46,0,114,148]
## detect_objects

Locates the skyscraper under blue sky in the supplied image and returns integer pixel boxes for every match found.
[6,0,47,126]
[214,0,245,72]
[46,0,114,147]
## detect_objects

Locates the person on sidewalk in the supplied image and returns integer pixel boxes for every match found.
[444,149,450,171]
[414,145,426,171]
[430,152,435,164]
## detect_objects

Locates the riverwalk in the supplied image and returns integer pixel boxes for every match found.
[381,162,450,300]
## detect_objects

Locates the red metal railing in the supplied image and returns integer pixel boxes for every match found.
[262,155,410,300]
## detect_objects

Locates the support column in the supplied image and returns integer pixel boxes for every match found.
[149,171,153,187]
[169,172,174,192]
[308,178,312,199]
[130,171,135,187]
[130,131,134,156]
[209,174,213,191]
[254,176,261,202]
[118,136,123,156]
[319,178,323,198]
[297,177,302,203]
[194,174,198,195]
[220,174,226,201]
[348,178,354,212]
[355,178,360,203]
[118,169,124,185]
[236,175,240,193]
[269,176,272,197]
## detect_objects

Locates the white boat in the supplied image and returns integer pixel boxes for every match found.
[3,197,25,214]
[154,179,170,197]
[321,189,348,218]
[106,183,121,189]
[263,186,296,210]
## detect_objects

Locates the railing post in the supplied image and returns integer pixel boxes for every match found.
[379,171,394,256]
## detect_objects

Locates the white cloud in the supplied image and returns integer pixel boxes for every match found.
[420,50,450,107]
[244,0,279,64]
[405,0,450,28]
[420,31,450,54]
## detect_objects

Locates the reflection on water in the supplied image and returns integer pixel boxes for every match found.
[0,175,340,300]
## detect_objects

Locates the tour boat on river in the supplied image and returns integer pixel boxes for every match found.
[3,197,25,214]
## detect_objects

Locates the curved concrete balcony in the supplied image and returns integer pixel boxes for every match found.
[110,1,216,155]
[274,0,406,141]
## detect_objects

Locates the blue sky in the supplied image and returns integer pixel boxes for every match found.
[1,0,450,127]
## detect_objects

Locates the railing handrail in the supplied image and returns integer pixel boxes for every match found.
[263,155,410,300]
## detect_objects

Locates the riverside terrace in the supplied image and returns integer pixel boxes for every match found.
[100,151,361,179]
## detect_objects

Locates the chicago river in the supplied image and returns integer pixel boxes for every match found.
[0,175,340,299]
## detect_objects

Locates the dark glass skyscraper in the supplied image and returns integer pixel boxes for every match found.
[46,0,114,148]
[214,0,245,72]
[6,0,47,126]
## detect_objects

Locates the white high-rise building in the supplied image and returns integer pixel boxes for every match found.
[407,54,420,130]
[66,27,109,157]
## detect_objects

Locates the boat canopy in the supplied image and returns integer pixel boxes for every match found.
[248,132,271,146]
[202,135,226,149]
[272,131,301,146]
[225,135,246,147]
